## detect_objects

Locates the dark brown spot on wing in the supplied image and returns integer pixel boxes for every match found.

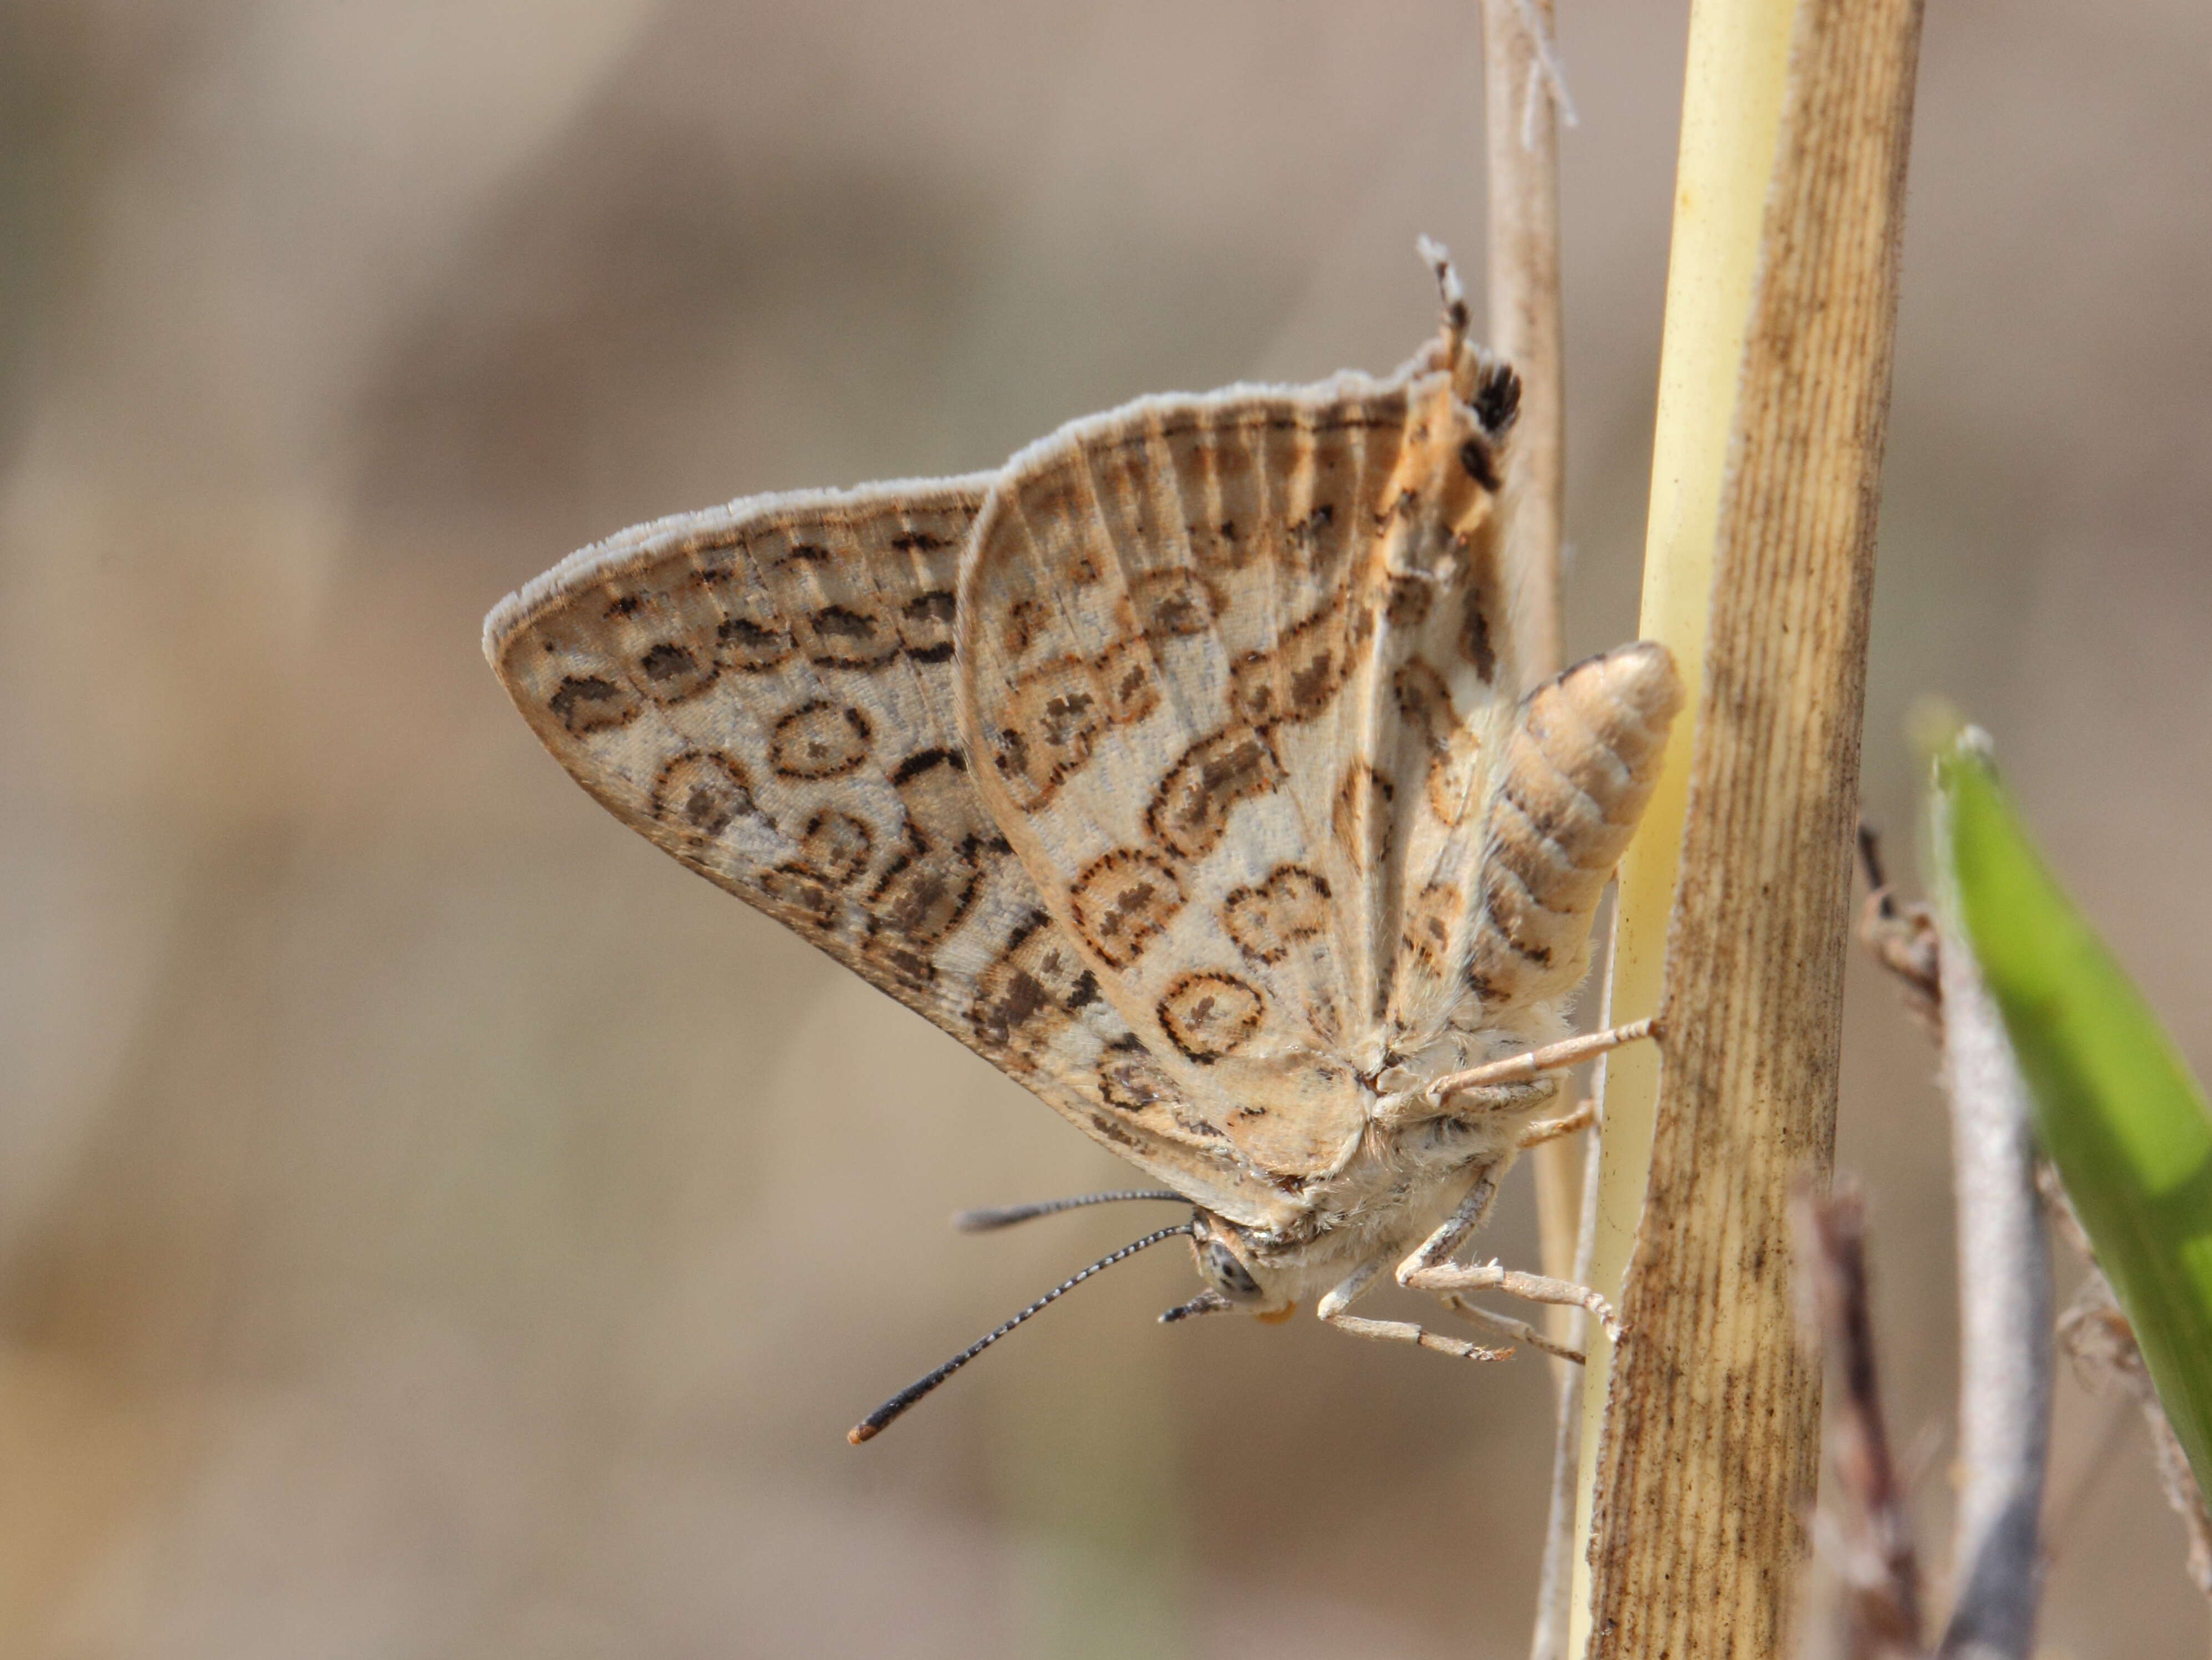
[759,865,842,931]
[1393,659,1459,750]
[1069,848,1186,968]
[1462,590,1498,684]
[1221,866,1333,964]
[649,750,761,841]
[1227,590,1362,729]
[1185,517,1246,573]
[796,602,900,670]
[1098,1049,1179,1114]
[547,675,640,735]
[1286,501,1341,575]
[1146,728,1283,861]
[638,642,716,703]
[1158,971,1265,1064]
[987,656,1104,809]
[972,910,1100,1061]
[1001,596,1049,659]
[1090,638,1161,725]
[867,845,983,950]
[716,614,795,672]
[1402,880,1463,977]
[770,699,872,779]
[899,590,958,662]
[796,810,873,886]
[890,747,964,786]
[1125,567,1220,639]
[862,745,1004,957]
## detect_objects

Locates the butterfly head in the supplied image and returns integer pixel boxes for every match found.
[1188,1209,1294,1318]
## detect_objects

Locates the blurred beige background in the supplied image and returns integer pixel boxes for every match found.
[2,2,2208,1656]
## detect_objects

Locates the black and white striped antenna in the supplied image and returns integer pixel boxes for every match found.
[848,1222,1194,1444]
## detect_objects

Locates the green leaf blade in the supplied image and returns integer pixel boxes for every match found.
[1939,738,2212,1498]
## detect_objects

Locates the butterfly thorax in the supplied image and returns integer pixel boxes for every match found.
[1188,997,1572,1311]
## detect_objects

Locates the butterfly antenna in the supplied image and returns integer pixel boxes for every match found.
[952,1190,1187,1232]
[848,1222,1195,1444]
[1416,234,1472,387]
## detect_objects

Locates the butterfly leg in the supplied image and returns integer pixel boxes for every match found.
[1392,1161,1621,1344]
[1516,1097,1596,1148]
[1402,1259,1622,1342]
[1316,1165,1604,1364]
[1317,1166,1523,1358]
[1423,1017,1659,1105]
[1373,1074,1557,1132]
[1437,1295,1586,1364]
[1315,1257,1514,1362]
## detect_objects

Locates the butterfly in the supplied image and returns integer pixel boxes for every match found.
[483,246,1681,1440]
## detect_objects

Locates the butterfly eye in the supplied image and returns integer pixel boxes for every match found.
[1201,1238,1264,1302]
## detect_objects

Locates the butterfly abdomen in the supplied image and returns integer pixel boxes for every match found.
[1465,641,1683,1011]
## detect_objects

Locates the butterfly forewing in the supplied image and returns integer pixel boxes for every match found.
[484,478,1298,1231]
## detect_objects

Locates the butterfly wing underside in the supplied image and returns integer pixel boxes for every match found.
[484,479,1303,1231]
[956,361,1538,1181]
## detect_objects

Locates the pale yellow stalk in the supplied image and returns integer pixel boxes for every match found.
[1565,1,1795,1651]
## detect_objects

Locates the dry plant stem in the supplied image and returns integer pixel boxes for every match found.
[1483,0,1566,690]
[1478,6,1579,1652]
[1798,1186,1926,1660]
[1479,0,1577,1292]
[1531,1362,1584,1660]
[1930,897,2052,1660]
[1584,0,1924,1654]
